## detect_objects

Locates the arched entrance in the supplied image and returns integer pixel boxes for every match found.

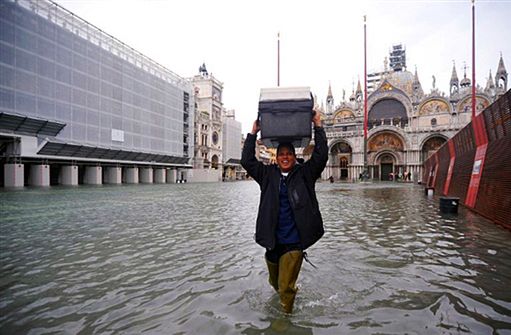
[368,131,405,180]
[211,155,219,169]
[378,153,395,181]
[421,136,447,164]
[330,141,352,180]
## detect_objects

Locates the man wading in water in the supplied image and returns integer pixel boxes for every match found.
[241,110,328,313]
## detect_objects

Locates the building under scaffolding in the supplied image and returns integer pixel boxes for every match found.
[0,0,194,186]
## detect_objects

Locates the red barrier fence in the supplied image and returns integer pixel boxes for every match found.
[423,89,511,229]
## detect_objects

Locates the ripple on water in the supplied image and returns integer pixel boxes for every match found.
[0,182,511,334]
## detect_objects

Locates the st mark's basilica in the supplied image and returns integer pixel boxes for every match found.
[307,46,508,182]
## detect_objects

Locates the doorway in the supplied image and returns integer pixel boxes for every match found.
[381,163,393,181]
[379,154,395,181]
[339,156,348,180]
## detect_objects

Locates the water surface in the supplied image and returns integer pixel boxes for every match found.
[1,182,510,334]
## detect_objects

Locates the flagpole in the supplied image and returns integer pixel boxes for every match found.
[363,15,368,180]
[471,0,476,120]
[277,32,280,87]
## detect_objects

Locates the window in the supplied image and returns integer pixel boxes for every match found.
[431,118,437,127]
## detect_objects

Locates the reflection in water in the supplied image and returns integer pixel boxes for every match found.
[0,182,510,334]
[242,317,313,335]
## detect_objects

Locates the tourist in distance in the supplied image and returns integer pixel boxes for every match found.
[241,110,328,314]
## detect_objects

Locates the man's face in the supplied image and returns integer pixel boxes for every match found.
[277,147,296,172]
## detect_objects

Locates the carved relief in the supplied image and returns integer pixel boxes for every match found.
[331,141,352,154]
[457,96,490,114]
[421,136,446,161]
[334,109,355,123]
[422,137,445,151]
[419,99,450,116]
[368,132,404,152]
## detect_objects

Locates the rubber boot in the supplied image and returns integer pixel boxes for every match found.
[278,250,303,313]
[265,258,279,292]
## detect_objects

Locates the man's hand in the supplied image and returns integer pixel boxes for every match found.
[312,107,322,127]
[251,120,260,135]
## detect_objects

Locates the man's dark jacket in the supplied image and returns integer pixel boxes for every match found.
[241,127,329,250]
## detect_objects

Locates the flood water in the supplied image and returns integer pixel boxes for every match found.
[1,181,510,334]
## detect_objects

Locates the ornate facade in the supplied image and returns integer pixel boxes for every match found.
[192,64,224,171]
[310,55,508,182]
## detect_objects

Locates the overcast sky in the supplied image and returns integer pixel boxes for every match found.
[55,0,511,134]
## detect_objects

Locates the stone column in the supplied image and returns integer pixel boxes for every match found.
[29,164,50,186]
[154,168,166,183]
[60,165,78,186]
[124,167,139,184]
[105,167,122,184]
[84,166,102,185]
[4,163,24,187]
[166,169,177,183]
[140,167,153,184]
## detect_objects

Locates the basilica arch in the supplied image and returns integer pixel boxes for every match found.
[328,140,353,180]
[367,82,413,128]
[417,97,452,116]
[421,135,448,164]
[457,94,491,114]
[333,109,356,124]
[368,130,406,180]
[374,151,400,181]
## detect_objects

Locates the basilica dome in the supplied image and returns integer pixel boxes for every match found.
[386,70,415,96]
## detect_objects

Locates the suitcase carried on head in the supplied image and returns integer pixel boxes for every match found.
[258,86,314,148]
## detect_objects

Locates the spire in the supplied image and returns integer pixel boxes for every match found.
[413,65,422,87]
[496,53,507,74]
[495,53,508,92]
[355,78,362,103]
[412,65,423,99]
[327,81,333,100]
[450,61,459,84]
[486,69,495,90]
[326,81,334,114]
[450,61,459,98]
[460,62,471,88]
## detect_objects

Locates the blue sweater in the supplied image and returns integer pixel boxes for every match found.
[276,176,300,244]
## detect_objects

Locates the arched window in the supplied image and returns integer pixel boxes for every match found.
[431,118,437,127]
[369,98,408,124]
